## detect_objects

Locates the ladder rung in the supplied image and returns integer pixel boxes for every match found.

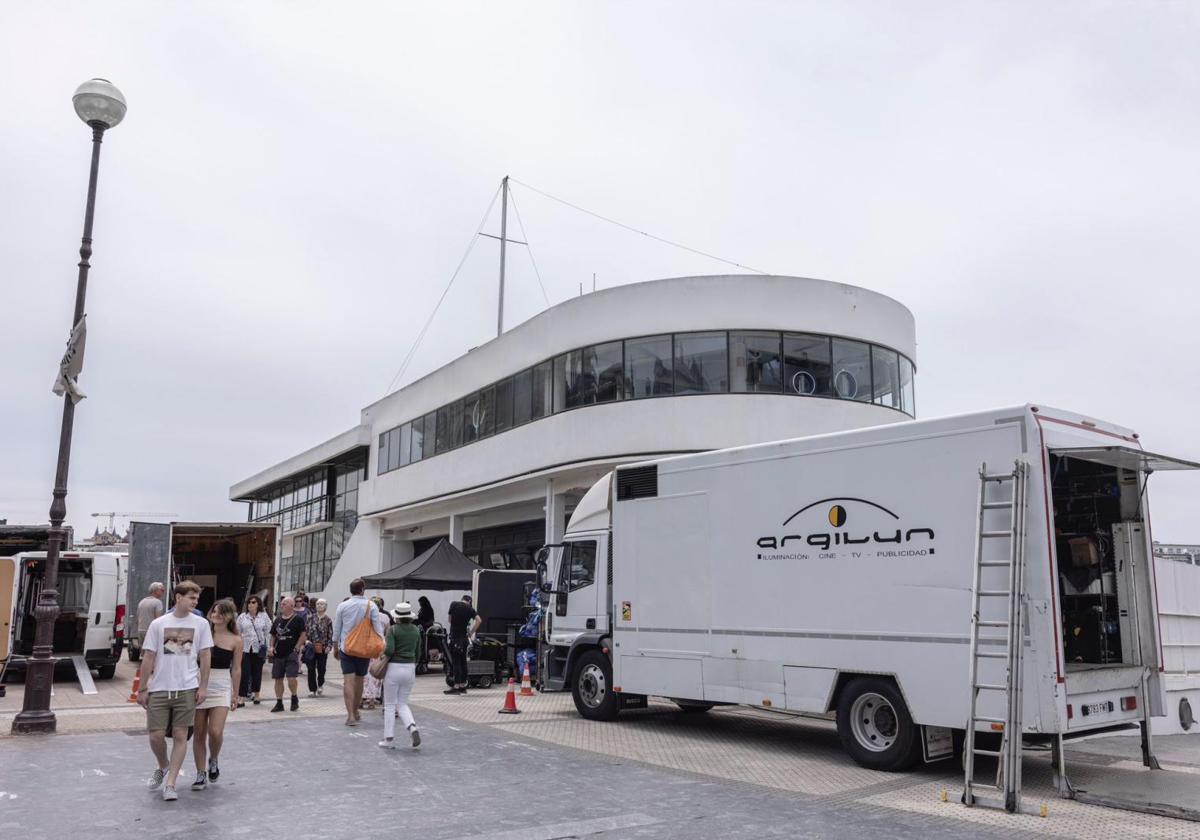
[977,620,1009,627]
[982,472,1015,481]
[972,747,1003,757]
[981,531,1011,538]
[981,501,1012,509]
[980,560,1010,567]
[975,651,1008,659]
[978,590,1011,597]
[972,715,1006,724]
[974,683,1008,691]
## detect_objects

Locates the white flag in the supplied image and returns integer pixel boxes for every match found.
[51,315,87,404]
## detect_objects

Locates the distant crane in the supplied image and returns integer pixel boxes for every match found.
[90,511,177,533]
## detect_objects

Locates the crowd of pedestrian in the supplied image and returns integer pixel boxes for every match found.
[135,575,482,801]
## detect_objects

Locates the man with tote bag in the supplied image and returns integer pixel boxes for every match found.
[332,577,386,726]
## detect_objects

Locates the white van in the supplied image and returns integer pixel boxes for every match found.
[1,551,125,679]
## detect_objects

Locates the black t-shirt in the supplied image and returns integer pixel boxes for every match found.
[271,614,305,657]
[448,601,478,639]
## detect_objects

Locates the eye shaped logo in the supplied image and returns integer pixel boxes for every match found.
[828,505,847,527]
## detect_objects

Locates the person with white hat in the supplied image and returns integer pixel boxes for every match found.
[378,602,421,750]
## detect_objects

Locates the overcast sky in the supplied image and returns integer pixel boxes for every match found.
[2,2,1197,541]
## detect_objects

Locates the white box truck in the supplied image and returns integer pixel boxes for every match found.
[538,405,1197,774]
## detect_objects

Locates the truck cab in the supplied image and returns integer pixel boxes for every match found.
[540,475,620,714]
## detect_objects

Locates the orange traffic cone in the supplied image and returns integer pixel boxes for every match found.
[519,662,535,697]
[126,670,141,703]
[498,678,521,714]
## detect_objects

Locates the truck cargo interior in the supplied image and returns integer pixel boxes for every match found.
[171,526,276,611]
[16,556,91,656]
[1050,454,1140,670]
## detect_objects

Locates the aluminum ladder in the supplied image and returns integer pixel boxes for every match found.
[961,461,1035,814]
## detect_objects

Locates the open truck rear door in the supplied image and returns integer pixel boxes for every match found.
[126,521,171,648]
[1049,445,1200,724]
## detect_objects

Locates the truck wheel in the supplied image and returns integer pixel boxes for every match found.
[836,677,921,771]
[674,700,714,714]
[572,650,619,721]
[127,648,140,663]
[96,663,116,680]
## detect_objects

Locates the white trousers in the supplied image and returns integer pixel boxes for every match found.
[382,662,416,740]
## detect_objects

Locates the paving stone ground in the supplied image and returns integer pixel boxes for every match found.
[2,656,1199,838]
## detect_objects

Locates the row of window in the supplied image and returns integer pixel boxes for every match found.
[258,458,365,593]
[378,330,916,476]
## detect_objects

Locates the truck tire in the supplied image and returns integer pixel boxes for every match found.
[674,700,714,714]
[572,650,619,721]
[127,648,141,663]
[836,677,921,771]
[96,663,117,680]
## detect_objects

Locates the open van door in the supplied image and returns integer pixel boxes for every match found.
[0,557,15,663]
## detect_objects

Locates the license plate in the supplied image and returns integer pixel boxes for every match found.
[1083,701,1114,717]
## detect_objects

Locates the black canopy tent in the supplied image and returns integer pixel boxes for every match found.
[360,538,477,591]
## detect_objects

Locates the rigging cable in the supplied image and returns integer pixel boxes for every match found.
[509,178,770,275]
[507,187,551,307]
[383,183,502,395]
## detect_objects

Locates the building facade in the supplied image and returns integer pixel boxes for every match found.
[229,275,918,602]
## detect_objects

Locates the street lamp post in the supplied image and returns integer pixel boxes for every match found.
[12,79,126,735]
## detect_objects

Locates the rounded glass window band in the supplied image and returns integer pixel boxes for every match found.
[377,330,915,476]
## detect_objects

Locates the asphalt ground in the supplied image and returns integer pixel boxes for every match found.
[3,658,1200,838]
[2,703,1027,840]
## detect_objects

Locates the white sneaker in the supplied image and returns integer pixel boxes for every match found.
[147,767,166,790]
[377,738,396,749]
[161,785,178,802]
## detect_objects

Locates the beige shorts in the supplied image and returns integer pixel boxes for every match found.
[146,689,197,732]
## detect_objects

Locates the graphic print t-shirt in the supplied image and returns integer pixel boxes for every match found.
[272,614,306,658]
[144,612,214,692]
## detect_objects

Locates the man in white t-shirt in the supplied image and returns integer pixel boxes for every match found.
[137,580,213,801]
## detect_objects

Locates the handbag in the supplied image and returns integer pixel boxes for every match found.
[342,603,385,659]
[369,655,389,680]
[302,642,315,664]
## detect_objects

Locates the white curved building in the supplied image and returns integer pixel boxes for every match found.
[229,275,917,601]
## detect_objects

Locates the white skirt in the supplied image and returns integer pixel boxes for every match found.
[197,669,232,710]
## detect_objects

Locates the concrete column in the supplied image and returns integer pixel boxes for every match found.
[448,514,464,550]
[545,480,568,545]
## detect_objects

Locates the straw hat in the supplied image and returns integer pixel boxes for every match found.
[391,601,414,620]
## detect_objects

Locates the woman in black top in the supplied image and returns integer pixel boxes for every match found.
[192,599,242,790]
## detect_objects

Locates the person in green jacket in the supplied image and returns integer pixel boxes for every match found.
[379,602,421,750]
